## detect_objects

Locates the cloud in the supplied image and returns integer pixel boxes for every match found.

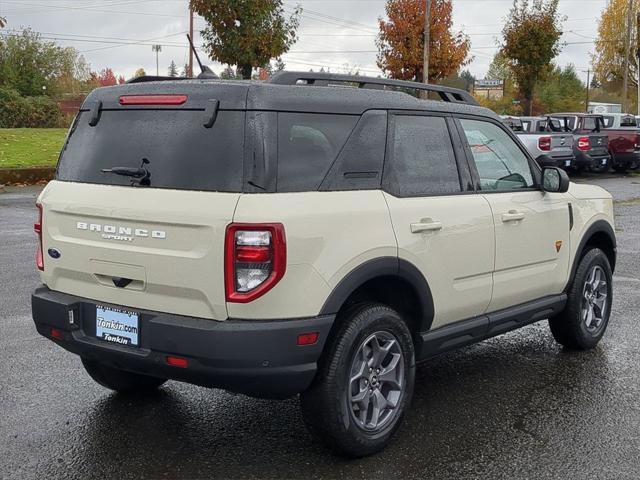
[0,0,604,83]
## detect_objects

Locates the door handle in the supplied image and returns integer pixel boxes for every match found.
[501,210,525,223]
[411,219,443,233]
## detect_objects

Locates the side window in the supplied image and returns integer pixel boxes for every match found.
[277,113,358,192]
[459,119,535,192]
[385,115,461,197]
[621,115,637,127]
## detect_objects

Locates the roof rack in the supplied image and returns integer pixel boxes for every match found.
[126,75,192,84]
[268,71,478,106]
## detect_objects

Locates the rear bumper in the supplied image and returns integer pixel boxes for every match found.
[574,151,611,169]
[611,151,640,167]
[32,286,335,399]
[535,154,573,169]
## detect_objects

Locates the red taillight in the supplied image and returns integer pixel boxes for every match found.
[50,327,63,340]
[34,202,44,271]
[119,95,187,106]
[538,136,552,152]
[166,356,189,368]
[297,332,319,346]
[578,137,590,151]
[225,223,286,303]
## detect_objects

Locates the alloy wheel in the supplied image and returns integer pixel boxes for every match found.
[348,331,404,432]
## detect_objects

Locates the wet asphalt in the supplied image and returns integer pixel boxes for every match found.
[1,175,639,480]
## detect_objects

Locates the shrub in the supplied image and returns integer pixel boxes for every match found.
[0,87,64,128]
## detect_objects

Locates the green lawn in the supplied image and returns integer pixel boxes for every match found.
[0,128,67,169]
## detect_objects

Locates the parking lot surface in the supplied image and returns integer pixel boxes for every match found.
[1,175,639,479]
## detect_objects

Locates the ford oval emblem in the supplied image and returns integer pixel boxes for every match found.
[48,248,61,259]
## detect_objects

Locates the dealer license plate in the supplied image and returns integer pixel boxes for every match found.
[565,160,571,167]
[96,306,139,347]
[602,159,608,165]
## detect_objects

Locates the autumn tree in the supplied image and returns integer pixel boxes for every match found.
[117,75,126,84]
[93,68,117,86]
[190,0,301,80]
[501,0,563,115]
[0,16,6,28]
[376,0,471,82]
[592,0,638,104]
[134,68,146,78]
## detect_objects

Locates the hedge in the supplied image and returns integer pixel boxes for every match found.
[0,88,68,128]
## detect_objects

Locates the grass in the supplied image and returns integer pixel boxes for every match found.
[0,128,67,169]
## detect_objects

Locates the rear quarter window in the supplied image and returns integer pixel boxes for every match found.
[57,109,244,192]
[276,113,358,192]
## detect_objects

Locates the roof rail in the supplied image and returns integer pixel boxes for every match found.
[268,71,479,106]
[126,75,191,84]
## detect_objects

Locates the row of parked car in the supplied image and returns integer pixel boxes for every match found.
[501,112,640,174]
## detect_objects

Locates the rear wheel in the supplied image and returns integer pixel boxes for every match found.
[82,358,167,393]
[549,248,613,350]
[300,304,415,457]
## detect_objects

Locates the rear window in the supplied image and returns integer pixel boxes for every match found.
[583,117,601,131]
[57,110,244,192]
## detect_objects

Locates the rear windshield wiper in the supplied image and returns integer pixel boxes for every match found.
[101,166,147,177]
[101,158,151,186]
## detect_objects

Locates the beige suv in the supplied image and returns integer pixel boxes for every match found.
[31,72,616,457]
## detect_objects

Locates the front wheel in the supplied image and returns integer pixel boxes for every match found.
[82,358,167,393]
[300,304,415,457]
[549,248,613,350]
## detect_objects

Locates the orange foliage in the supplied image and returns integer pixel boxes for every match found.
[376,0,471,82]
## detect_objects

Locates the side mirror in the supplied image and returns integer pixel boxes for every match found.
[542,167,570,193]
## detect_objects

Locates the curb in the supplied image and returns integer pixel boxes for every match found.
[0,167,55,185]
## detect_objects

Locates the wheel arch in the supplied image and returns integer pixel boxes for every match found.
[566,219,617,292]
[319,257,435,341]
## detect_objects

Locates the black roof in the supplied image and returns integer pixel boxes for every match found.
[82,73,497,120]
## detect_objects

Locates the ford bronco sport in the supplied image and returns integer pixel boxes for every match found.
[32,72,617,457]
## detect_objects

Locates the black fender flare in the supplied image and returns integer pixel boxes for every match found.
[319,257,435,333]
[565,219,617,291]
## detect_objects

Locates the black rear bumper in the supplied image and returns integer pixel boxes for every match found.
[32,286,334,399]
[611,151,640,168]
[535,154,573,169]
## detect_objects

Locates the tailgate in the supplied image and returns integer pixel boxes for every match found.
[549,134,573,157]
[39,84,248,320]
[589,133,609,155]
[39,182,238,320]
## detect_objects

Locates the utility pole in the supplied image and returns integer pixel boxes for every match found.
[422,0,431,84]
[188,6,194,77]
[637,12,640,116]
[152,44,162,76]
[585,69,591,113]
[623,0,633,112]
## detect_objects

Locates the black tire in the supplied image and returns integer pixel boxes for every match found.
[82,358,167,393]
[300,303,415,458]
[549,248,613,350]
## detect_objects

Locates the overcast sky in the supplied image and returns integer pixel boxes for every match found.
[0,0,606,84]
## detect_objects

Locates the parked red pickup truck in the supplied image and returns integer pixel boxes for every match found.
[549,113,639,173]
[600,113,640,172]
